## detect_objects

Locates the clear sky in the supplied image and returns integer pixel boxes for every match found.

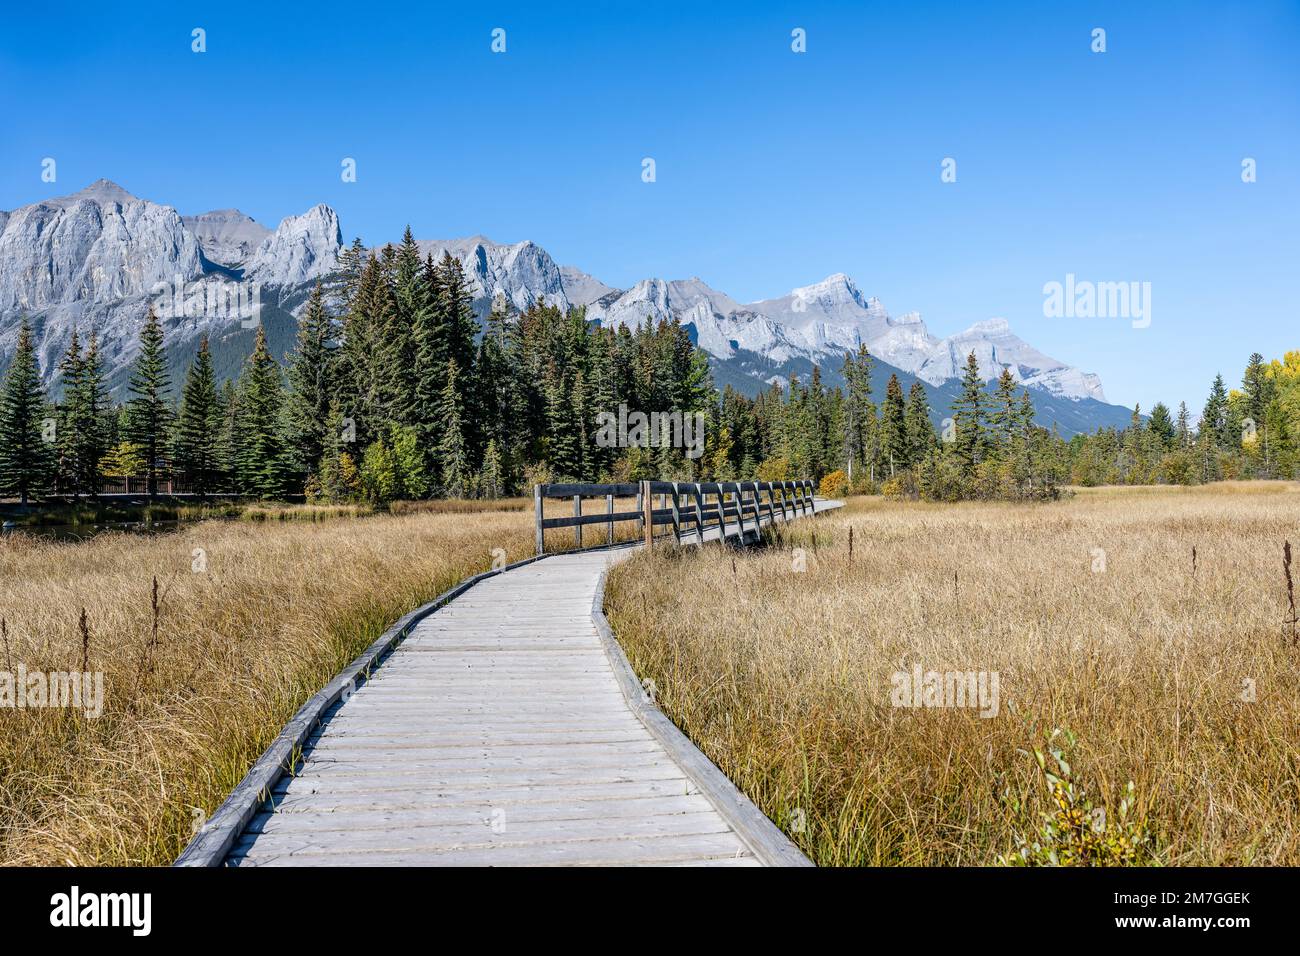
[1,0,1296,412]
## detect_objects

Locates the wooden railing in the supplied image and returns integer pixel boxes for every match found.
[533,479,816,555]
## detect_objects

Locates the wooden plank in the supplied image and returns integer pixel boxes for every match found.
[229,831,753,867]
[188,515,840,868]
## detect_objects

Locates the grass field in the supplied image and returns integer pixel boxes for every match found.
[604,482,1300,866]
[0,501,532,865]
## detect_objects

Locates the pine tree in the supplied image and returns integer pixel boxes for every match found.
[1242,352,1272,427]
[55,330,85,495]
[438,360,470,497]
[125,307,172,499]
[543,361,580,479]
[388,227,423,423]
[1147,402,1175,449]
[879,373,908,475]
[1202,373,1232,450]
[75,331,107,496]
[234,326,290,498]
[0,319,54,504]
[950,351,988,476]
[174,336,222,496]
[904,380,935,464]
[479,438,504,498]
[990,367,1019,459]
[841,345,873,481]
[336,254,391,449]
[285,283,336,479]
[1176,401,1192,448]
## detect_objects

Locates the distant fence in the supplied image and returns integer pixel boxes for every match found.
[533,479,816,555]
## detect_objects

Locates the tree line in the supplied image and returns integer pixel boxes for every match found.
[1,228,1293,505]
[1064,352,1300,486]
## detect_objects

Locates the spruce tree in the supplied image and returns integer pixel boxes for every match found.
[1202,373,1232,450]
[56,330,85,495]
[841,345,874,481]
[234,326,290,499]
[879,373,908,475]
[125,307,172,499]
[904,380,935,464]
[438,360,470,498]
[1147,402,1175,449]
[1176,401,1192,448]
[0,319,54,505]
[480,438,504,498]
[285,283,336,478]
[950,351,988,476]
[76,331,107,497]
[174,336,222,496]
[990,368,1019,458]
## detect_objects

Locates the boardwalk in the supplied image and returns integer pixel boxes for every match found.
[208,499,840,867]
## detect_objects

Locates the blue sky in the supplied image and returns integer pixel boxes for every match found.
[1,0,1297,412]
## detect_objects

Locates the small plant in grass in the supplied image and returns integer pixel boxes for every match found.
[997,728,1159,866]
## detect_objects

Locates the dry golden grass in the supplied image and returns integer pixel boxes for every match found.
[605,481,1300,866]
[0,506,531,865]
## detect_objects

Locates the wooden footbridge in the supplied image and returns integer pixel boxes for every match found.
[178,480,839,867]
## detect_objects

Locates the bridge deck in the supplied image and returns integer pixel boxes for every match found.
[224,499,841,867]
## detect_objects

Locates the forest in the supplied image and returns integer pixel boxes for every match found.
[0,228,1295,506]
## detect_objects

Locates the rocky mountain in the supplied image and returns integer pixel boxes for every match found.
[412,236,569,314]
[0,179,1131,435]
[181,209,270,268]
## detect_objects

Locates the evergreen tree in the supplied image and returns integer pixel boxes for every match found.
[55,330,85,495]
[1202,373,1232,450]
[480,437,504,499]
[841,345,873,481]
[438,360,471,497]
[285,283,337,478]
[990,368,1019,458]
[125,307,172,499]
[904,380,935,464]
[879,373,908,475]
[1147,402,1175,449]
[174,336,222,496]
[0,319,54,504]
[75,331,107,496]
[950,351,988,476]
[1175,401,1192,447]
[234,326,290,498]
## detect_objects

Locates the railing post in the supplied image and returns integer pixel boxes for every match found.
[642,480,654,550]
[573,494,582,549]
[636,484,644,537]
[670,482,681,546]
[693,483,705,547]
[606,493,614,547]
[732,482,747,545]
[534,484,544,556]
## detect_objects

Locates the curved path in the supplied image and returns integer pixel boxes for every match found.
[202,500,841,867]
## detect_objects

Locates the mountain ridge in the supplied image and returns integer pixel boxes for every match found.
[0,180,1130,436]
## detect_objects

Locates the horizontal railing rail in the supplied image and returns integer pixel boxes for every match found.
[533,479,817,555]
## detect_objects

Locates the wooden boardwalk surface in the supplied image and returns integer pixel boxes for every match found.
[222,499,840,867]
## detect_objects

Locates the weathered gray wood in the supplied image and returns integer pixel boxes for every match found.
[534,484,544,555]
[183,500,842,868]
